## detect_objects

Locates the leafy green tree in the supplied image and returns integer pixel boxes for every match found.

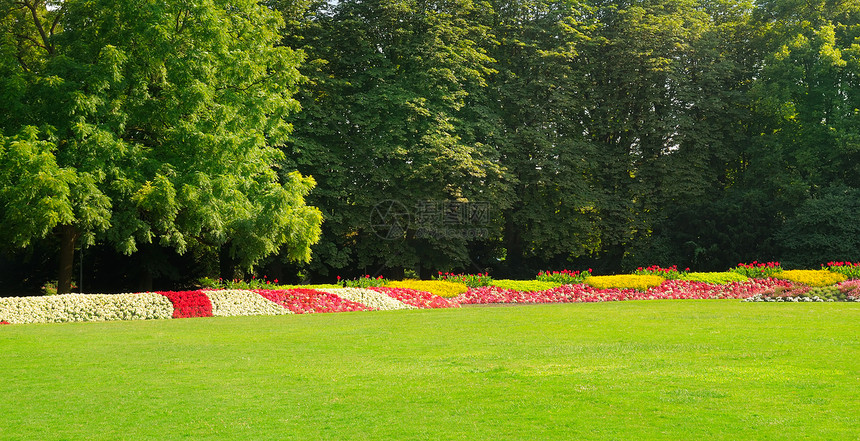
[282,0,499,278]
[477,0,600,276]
[748,0,860,198]
[775,187,860,268]
[0,0,322,293]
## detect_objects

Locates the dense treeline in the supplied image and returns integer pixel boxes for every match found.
[2,0,859,293]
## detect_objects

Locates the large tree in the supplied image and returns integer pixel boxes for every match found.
[478,0,600,276]
[0,0,322,293]
[282,0,499,278]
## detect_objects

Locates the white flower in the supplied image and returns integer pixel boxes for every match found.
[203,290,291,317]
[0,293,173,324]
[319,288,415,311]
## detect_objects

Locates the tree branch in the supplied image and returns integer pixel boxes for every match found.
[23,0,54,54]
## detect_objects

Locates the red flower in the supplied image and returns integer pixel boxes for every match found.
[257,289,369,314]
[157,291,213,319]
[370,287,459,309]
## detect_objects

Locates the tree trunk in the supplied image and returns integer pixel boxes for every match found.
[58,225,79,294]
[219,243,235,281]
[503,211,524,278]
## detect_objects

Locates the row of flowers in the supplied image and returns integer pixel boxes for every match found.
[452,279,797,304]
[0,287,442,324]
[3,275,858,325]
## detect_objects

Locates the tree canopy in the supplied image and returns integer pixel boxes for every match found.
[0,0,322,292]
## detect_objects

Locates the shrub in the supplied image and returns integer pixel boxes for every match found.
[158,291,213,319]
[775,186,860,268]
[319,288,415,311]
[584,275,665,291]
[384,279,468,298]
[730,261,783,278]
[489,279,562,292]
[278,284,341,289]
[338,275,388,288]
[536,269,591,284]
[256,289,369,314]
[0,293,174,324]
[773,270,846,287]
[203,290,291,317]
[198,276,283,290]
[369,287,460,309]
[633,265,687,280]
[822,262,860,280]
[433,272,493,287]
[678,272,749,284]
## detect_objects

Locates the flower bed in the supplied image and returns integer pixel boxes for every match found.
[454,279,794,305]
[203,290,291,317]
[370,287,460,309]
[745,279,860,302]
[3,272,855,326]
[0,293,174,324]
[319,288,415,311]
[157,291,213,319]
[256,289,370,314]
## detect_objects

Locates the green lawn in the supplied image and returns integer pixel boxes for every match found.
[1,300,858,440]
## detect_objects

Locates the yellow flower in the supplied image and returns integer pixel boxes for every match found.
[679,272,748,284]
[584,275,665,291]
[490,280,562,292]
[384,280,468,298]
[773,270,846,287]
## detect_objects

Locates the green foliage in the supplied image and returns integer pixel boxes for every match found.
[481,0,602,270]
[0,0,323,292]
[338,275,388,288]
[277,284,341,289]
[282,0,500,275]
[536,269,591,285]
[198,276,285,290]
[822,262,860,280]
[5,0,860,287]
[633,265,688,280]
[730,261,783,279]
[433,272,493,288]
[775,187,860,268]
[489,279,562,292]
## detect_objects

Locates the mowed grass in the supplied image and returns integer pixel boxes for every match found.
[1,301,859,440]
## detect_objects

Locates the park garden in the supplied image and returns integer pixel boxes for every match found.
[3,0,860,438]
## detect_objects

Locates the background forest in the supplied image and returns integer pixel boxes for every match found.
[2,0,859,294]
